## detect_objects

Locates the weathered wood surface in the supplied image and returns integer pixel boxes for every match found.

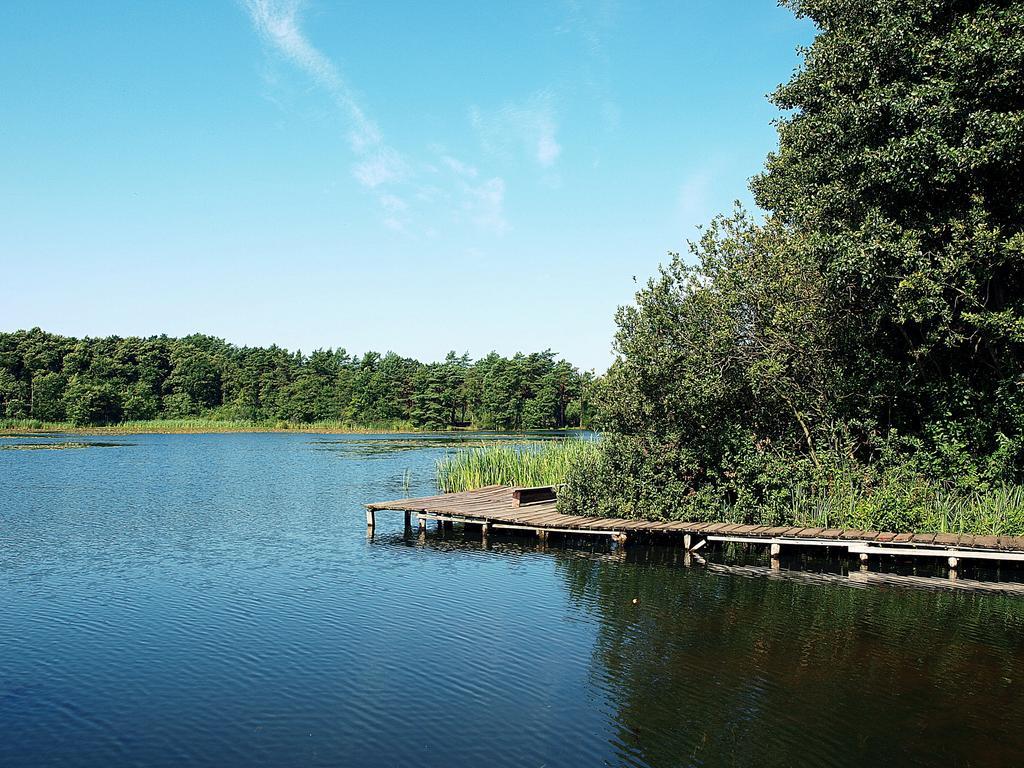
[366,486,1024,553]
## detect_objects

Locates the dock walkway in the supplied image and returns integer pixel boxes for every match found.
[366,485,1024,568]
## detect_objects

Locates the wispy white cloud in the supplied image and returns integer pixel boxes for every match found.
[427,147,507,235]
[352,149,407,189]
[464,177,508,235]
[243,0,412,227]
[470,92,562,168]
[439,154,479,179]
[245,1,578,238]
[244,0,384,154]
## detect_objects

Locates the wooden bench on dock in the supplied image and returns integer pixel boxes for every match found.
[365,485,1024,569]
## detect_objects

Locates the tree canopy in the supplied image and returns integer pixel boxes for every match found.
[562,0,1024,520]
[0,328,595,430]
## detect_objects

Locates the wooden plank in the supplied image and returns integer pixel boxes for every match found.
[819,529,844,539]
[576,518,630,530]
[700,523,731,534]
[651,521,681,531]
[932,533,959,547]
[524,511,574,527]
[731,524,761,535]
[839,530,870,540]
[892,533,914,543]
[796,528,825,538]
[662,521,697,531]
[911,533,937,545]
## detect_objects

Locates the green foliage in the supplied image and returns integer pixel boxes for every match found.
[0,329,594,430]
[61,377,121,426]
[436,439,600,493]
[30,372,67,422]
[562,0,1024,530]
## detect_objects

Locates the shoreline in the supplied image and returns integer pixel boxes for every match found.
[0,421,589,437]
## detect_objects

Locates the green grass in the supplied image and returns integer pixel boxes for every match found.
[779,476,1024,537]
[0,417,418,435]
[436,438,599,493]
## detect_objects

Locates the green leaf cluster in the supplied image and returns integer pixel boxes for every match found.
[561,0,1024,524]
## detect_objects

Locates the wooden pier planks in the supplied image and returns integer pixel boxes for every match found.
[365,485,1024,556]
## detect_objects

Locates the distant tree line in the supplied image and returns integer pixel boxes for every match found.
[0,329,596,429]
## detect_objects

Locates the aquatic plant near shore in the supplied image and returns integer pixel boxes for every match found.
[436,439,599,493]
[0,417,418,434]
[782,476,1024,538]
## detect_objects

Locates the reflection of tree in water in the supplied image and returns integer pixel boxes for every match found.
[554,548,1024,768]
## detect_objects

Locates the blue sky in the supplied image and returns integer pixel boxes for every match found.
[0,1,814,371]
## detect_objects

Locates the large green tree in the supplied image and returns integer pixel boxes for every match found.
[562,0,1024,520]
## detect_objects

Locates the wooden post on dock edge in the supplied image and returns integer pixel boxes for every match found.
[770,542,780,569]
[684,534,692,550]
[366,508,375,529]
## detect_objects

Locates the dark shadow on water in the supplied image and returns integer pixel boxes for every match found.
[373,526,1024,768]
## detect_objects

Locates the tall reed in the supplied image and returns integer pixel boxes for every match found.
[436,439,599,493]
[778,475,1024,537]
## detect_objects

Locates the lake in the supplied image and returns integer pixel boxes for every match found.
[2,431,1023,767]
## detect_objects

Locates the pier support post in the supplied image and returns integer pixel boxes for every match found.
[481,521,490,538]
[365,509,375,529]
[418,515,426,532]
[404,510,411,531]
[948,556,959,569]
[770,542,781,570]
[684,534,692,551]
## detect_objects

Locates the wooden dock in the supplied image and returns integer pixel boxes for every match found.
[365,485,1024,569]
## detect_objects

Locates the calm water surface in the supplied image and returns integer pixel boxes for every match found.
[2,432,1023,768]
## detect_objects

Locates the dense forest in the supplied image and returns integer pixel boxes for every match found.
[561,0,1024,527]
[0,328,595,430]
